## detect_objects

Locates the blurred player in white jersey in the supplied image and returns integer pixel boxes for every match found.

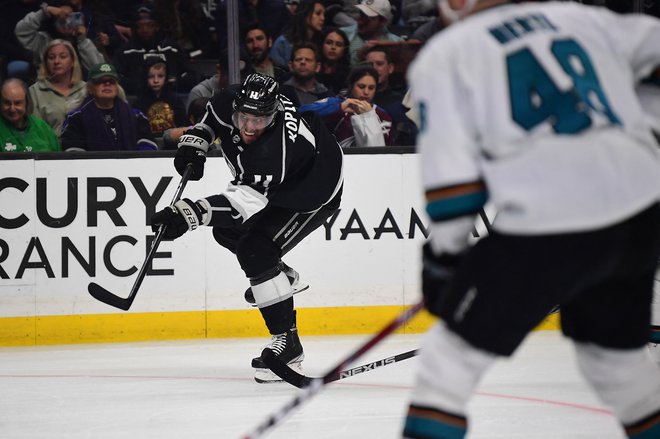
[403,1,660,438]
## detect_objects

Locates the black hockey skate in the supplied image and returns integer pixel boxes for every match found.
[244,261,309,306]
[252,325,304,383]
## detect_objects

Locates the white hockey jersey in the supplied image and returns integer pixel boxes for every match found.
[408,2,660,251]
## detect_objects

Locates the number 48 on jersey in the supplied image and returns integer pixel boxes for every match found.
[507,38,621,133]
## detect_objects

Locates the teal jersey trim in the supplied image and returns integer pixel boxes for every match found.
[403,415,467,439]
[426,191,488,222]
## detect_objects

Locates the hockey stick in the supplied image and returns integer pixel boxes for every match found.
[241,301,424,439]
[266,348,419,389]
[324,348,418,383]
[87,164,193,311]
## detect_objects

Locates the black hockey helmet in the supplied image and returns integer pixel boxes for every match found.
[232,73,280,116]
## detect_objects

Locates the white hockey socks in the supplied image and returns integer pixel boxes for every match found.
[574,342,660,437]
[404,322,496,438]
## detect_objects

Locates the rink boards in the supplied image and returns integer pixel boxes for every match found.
[0,153,558,345]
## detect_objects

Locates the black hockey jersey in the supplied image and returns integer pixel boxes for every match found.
[187,87,344,224]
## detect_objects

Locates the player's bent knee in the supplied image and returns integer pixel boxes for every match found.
[212,227,241,253]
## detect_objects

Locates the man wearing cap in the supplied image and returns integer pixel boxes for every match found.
[340,0,403,64]
[60,63,157,151]
[150,73,344,383]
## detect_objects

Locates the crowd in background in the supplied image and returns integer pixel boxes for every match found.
[0,0,658,152]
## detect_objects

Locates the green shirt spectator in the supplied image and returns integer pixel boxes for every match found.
[0,79,60,152]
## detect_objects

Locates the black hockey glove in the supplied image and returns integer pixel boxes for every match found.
[150,198,205,240]
[174,145,206,181]
[174,132,209,181]
[422,242,464,317]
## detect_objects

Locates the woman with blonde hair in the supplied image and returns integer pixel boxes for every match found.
[28,39,87,136]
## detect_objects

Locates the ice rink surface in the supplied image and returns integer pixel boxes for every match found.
[0,330,633,438]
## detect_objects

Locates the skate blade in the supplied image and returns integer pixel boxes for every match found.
[254,361,303,383]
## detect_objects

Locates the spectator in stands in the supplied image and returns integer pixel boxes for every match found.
[214,0,289,52]
[0,78,60,152]
[408,10,445,45]
[284,0,300,15]
[0,0,39,83]
[270,0,326,69]
[60,62,157,151]
[152,0,218,59]
[185,54,229,113]
[133,58,187,135]
[243,23,289,82]
[364,45,415,144]
[317,27,351,95]
[365,46,404,106]
[113,4,192,94]
[28,39,87,137]
[14,0,106,74]
[331,0,360,26]
[400,0,437,28]
[341,0,403,64]
[282,43,331,105]
[91,0,134,43]
[67,0,124,60]
[300,63,393,147]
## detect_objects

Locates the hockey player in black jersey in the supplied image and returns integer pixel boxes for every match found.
[151,73,344,382]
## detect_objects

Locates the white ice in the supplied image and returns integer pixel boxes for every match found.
[0,331,631,438]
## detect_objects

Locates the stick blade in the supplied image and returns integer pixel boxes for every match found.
[261,349,313,388]
[88,282,133,311]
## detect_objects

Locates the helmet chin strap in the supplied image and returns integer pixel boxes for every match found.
[438,0,478,23]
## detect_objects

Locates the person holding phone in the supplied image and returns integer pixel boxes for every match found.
[15,1,105,74]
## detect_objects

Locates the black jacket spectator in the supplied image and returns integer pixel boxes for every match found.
[112,4,192,94]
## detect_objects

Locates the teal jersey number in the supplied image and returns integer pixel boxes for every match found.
[508,38,620,133]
